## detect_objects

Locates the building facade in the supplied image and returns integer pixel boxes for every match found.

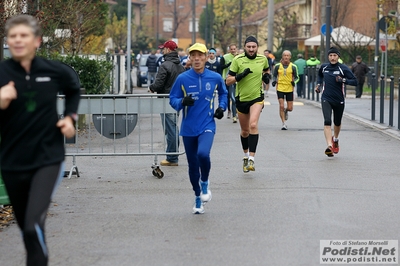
[140,0,208,50]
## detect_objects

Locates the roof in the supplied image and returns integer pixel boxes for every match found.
[304,26,374,46]
[242,0,300,26]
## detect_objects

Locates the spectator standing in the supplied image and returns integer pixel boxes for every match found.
[146,50,158,89]
[315,47,357,157]
[306,54,320,91]
[169,43,227,214]
[351,55,369,98]
[226,36,270,172]
[205,48,222,74]
[136,50,143,65]
[272,50,299,130]
[293,53,307,98]
[263,49,274,97]
[149,40,185,166]
[220,44,237,121]
[0,14,80,266]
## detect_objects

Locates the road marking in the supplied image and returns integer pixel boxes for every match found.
[264,101,304,106]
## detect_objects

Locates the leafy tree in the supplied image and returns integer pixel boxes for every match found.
[106,14,129,52]
[211,0,267,52]
[112,0,129,20]
[0,0,36,60]
[37,0,109,55]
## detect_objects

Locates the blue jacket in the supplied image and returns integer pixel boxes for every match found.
[318,62,357,103]
[169,68,228,136]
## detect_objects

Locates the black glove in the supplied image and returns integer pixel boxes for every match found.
[223,62,231,69]
[182,95,195,106]
[272,81,277,87]
[214,107,224,119]
[291,81,295,87]
[235,68,253,82]
[336,76,346,83]
[315,85,321,93]
[262,73,271,84]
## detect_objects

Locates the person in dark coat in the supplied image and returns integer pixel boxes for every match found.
[150,40,185,166]
[351,55,370,98]
[146,50,158,88]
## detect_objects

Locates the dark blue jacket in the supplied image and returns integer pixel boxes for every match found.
[318,62,357,103]
[146,54,158,73]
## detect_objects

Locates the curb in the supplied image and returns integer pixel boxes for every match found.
[299,98,400,141]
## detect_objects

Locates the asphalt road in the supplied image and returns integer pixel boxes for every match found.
[0,92,399,266]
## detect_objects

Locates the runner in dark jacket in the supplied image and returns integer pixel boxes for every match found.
[315,47,357,157]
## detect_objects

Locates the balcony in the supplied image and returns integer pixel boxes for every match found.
[285,23,311,41]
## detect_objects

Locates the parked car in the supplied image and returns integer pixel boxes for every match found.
[2,45,11,60]
[136,54,162,87]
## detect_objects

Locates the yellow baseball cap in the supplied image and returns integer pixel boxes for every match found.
[188,43,208,54]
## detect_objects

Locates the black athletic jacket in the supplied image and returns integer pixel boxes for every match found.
[0,57,81,171]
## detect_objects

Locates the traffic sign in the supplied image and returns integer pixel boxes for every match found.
[380,39,387,52]
[320,23,333,36]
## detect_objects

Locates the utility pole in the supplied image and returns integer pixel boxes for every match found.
[267,0,274,51]
[156,0,160,46]
[374,3,380,79]
[211,0,214,47]
[127,0,132,92]
[320,0,326,63]
[173,0,177,38]
[325,0,331,62]
[238,0,242,48]
[205,0,208,47]
[192,0,196,44]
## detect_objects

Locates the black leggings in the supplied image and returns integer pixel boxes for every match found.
[321,100,345,126]
[2,162,64,266]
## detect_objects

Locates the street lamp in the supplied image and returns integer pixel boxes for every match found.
[192,0,196,44]
[173,1,184,39]
[156,0,160,46]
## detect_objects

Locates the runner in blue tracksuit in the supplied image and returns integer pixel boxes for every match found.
[169,43,227,214]
[316,47,357,157]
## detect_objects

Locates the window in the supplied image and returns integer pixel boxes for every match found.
[189,18,199,33]
[163,18,173,32]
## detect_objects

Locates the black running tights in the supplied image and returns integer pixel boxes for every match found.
[321,100,345,126]
[2,162,64,266]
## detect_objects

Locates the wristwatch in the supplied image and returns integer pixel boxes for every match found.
[67,113,78,122]
[342,78,346,83]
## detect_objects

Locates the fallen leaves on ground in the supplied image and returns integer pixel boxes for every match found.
[0,205,14,231]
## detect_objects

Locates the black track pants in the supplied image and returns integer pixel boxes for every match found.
[2,162,64,266]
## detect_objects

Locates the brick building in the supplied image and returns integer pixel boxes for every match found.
[140,0,208,50]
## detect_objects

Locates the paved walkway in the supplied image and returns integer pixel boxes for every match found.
[1,86,399,266]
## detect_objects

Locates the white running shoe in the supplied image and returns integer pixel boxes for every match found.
[200,181,212,203]
[193,196,205,214]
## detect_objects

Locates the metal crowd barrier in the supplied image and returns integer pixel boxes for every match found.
[304,67,400,130]
[370,74,400,129]
[58,94,183,179]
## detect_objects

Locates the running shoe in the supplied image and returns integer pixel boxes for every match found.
[332,137,339,154]
[200,181,212,203]
[233,117,237,123]
[246,159,255,171]
[193,196,204,214]
[227,111,231,119]
[284,108,288,121]
[281,124,287,130]
[325,146,334,157]
[243,157,249,173]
